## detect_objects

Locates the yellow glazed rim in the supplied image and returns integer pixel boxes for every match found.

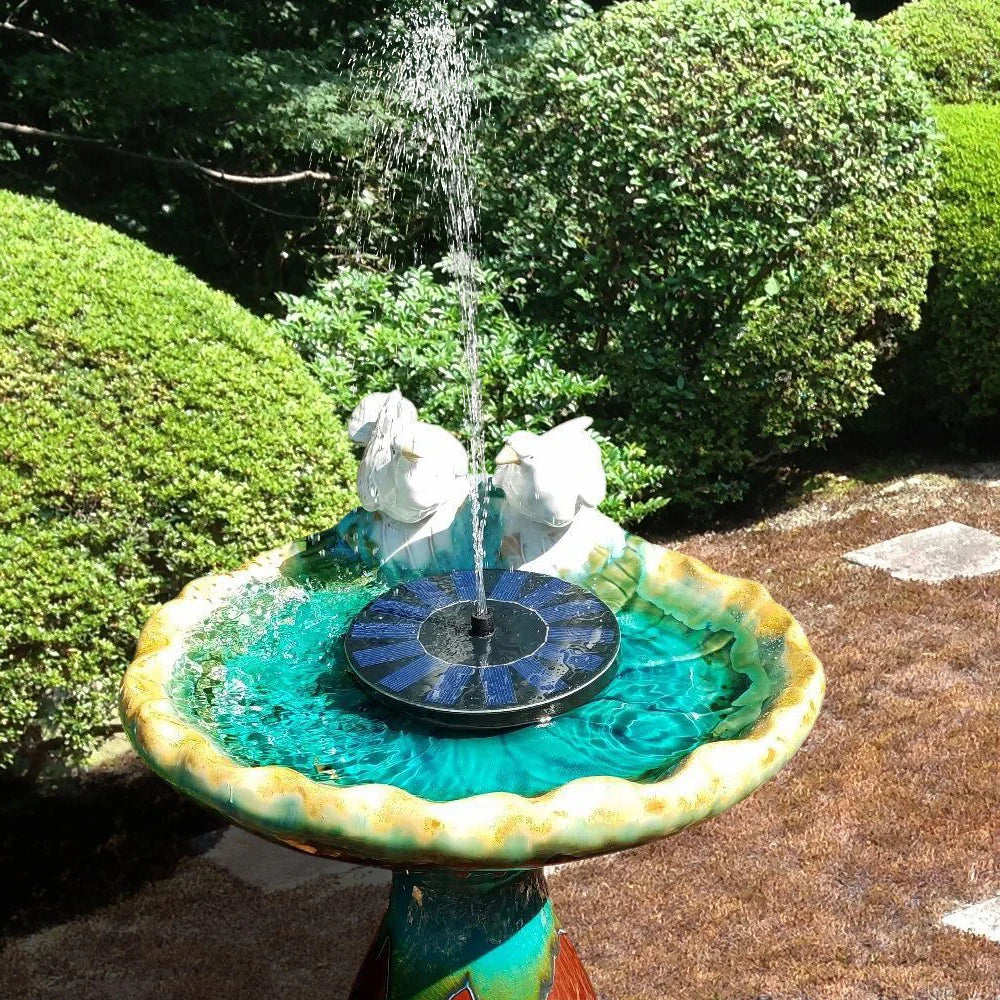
[120,539,825,869]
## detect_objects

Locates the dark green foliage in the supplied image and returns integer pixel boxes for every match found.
[278,264,667,523]
[880,0,1000,104]
[482,0,937,510]
[889,105,1000,433]
[1,4,366,306]
[0,0,591,307]
[0,191,357,780]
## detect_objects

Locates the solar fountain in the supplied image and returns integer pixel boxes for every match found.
[120,5,823,995]
[120,391,824,997]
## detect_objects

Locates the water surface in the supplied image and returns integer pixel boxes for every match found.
[171,569,762,802]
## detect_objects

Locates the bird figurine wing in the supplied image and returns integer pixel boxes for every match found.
[356,390,416,512]
[494,416,606,527]
[386,423,469,522]
[570,428,606,509]
[547,416,593,436]
[538,417,606,513]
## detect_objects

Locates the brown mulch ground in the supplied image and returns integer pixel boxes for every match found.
[2,469,999,999]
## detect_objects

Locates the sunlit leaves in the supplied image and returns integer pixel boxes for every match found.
[277,263,666,523]
[0,193,357,779]
[482,0,937,510]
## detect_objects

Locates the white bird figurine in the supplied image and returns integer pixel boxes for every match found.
[348,391,418,445]
[357,392,469,523]
[493,416,606,527]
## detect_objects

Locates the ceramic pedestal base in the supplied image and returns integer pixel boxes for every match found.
[348,869,596,1000]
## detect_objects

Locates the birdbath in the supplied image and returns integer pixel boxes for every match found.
[121,490,824,998]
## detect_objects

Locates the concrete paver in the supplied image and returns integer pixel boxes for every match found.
[844,520,1000,582]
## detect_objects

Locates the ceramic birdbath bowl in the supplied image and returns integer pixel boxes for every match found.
[121,497,824,999]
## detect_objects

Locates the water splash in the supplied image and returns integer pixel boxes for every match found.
[358,3,489,615]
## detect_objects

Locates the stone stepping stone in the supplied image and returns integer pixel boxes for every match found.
[942,895,1000,944]
[191,826,391,893]
[192,825,567,892]
[844,521,1000,583]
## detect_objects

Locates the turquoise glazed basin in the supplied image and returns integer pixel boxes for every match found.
[120,504,824,869]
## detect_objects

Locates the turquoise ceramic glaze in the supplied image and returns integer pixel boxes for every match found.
[354,870,566,1000]
[122,495,824,999]
[169,563,762,802]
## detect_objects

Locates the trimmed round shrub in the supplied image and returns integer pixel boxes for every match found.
[0,191,356,781]
[881,0,1000,104]
[891,104,1000,431]
[483,0,937,510]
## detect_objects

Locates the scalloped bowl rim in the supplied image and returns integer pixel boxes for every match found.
[119,539,825,869]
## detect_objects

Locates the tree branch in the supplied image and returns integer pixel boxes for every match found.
[1,18,74,53]
[0,120,334,185]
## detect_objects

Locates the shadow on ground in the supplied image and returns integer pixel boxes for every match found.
[0,758,387,997]
[0,761,223,939]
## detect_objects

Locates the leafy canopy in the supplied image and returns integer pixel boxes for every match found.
[0,0,591,306]
[482,0,937,510]
[278,263,668,524]
[881,0,1000,105]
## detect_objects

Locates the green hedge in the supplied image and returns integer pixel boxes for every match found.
[881,0,1000,104]
[891,105,1000,432]
[0,191,356,781]
[279,264,667,524]
[483,0,937,511]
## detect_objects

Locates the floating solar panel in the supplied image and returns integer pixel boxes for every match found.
[344,569,620,729]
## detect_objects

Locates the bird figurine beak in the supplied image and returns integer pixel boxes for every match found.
[395,428,428,462]
[495,444,522,466]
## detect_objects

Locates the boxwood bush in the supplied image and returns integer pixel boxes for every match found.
[889,105,1000,433]
[278,263,668,524]
[0,191,356,782]
[483,0,937,510]
[881,0,1000,104]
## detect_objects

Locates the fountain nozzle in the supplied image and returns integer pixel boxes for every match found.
[470,610,495,638]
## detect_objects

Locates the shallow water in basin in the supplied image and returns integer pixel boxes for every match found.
[171,568,766,802]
